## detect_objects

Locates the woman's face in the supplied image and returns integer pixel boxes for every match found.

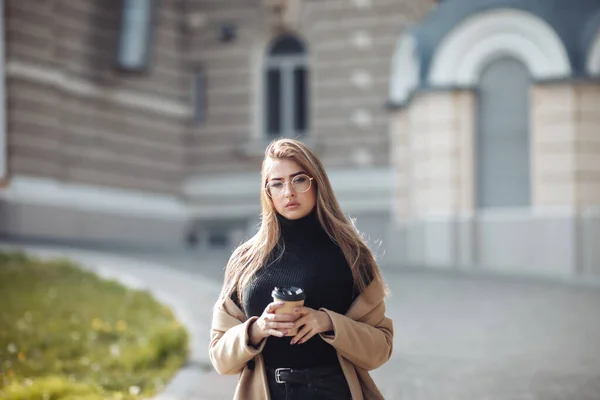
[266,158,317,220]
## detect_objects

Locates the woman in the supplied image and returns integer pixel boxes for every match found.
[209,138,393,399]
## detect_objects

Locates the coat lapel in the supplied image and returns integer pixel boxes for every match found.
[345,278,387,321]
[220,297,247,322]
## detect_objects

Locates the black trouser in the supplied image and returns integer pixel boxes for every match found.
[266,364,352,400]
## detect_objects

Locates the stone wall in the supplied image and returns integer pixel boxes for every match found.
[390,90,475,219]
[6,0,190,194]
[388,82,600,277]
[532,82,600,208]
[185,0,433,174]
[5,0,433,192]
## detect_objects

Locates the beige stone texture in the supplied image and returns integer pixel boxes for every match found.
[393,90,474,218]
[4,0,438,193]
[531,82,600,208]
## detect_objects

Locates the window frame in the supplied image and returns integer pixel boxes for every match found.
[264,39,309,139]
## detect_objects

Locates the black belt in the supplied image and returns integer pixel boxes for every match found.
[266,364,343,385]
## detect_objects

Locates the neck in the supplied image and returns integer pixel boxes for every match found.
[277,210,325,243]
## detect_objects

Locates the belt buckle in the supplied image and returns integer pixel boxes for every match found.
[275,368,292,384]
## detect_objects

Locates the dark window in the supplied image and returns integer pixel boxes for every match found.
[294,67,308,132]
[266,69,282,136]
[264,35,308,138]
[208,229,229,248]
[271,35,306,55]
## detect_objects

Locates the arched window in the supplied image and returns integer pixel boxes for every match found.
[264,35,309,138]
[476,57,531,209]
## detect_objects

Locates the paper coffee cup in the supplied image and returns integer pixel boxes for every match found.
[272,286,306,336]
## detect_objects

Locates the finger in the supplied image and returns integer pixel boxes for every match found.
[266,302,285,313]
[290,325,311,345]
[264,312,296,322]
[267,329,285,338]
[267,321,296,330]
[297,329,317,344]
[293,306,312,315]
[263,313,277,321]
[272,313,299,322]
[292,315,307,328]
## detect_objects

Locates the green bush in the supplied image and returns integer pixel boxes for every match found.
[0,251,189,399]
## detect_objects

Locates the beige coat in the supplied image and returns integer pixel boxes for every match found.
[209,278,394,399]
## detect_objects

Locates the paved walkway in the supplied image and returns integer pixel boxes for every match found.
[3,242,600,400]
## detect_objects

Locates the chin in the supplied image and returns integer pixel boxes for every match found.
[282,209,308,220]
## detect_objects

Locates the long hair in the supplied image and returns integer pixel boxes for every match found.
[220,138,386,305]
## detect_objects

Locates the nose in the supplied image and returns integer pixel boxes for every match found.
[283,181,295,197]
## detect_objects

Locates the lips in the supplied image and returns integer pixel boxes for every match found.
[285,202,299,208]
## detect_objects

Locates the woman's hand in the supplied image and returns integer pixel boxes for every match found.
[249,302,297,346]
[290,307,334,345]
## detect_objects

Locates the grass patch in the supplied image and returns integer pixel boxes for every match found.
[0,251,189,399]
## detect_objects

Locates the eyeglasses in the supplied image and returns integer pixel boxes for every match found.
[265,174,314,197]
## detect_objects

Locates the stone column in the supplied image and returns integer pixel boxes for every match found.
[531,81,600,276]
[389,89,475,268]
[387,107,410,265]
[389,107,410,222]
[575,83,600,276]
[575,83,600,208]
[405,90,474,217]
[531,83,579,206]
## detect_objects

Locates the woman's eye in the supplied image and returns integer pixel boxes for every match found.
[294,177,306,184]
[270,182,283,189]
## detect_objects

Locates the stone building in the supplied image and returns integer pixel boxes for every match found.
[0,0,432,251]
[387,0,600,277]
[1,0,599,280]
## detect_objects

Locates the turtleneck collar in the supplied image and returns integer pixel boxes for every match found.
[277,209,326,244]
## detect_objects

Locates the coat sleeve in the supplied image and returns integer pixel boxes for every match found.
[208,302,267,375]
[318,301,393,371]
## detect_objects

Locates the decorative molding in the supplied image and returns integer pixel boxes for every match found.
[350,69,373,88]
[350,148,374,166]
[183,167,393,218]
[6,60,190,118]
[429,8,571,86]
[587,28,600,76]
[0,176,189,219]
[236,136,321,158]
[351,109,373,128]
[263,0,303,31]
[389,33,420,105]
[352,0,372,9]
[351,30,373,49]
[407,205,584,222]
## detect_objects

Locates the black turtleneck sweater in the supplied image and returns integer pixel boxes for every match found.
[242,211,355,369]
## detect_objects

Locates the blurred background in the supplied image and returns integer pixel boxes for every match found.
[1,0,600,277]
[1,0,600,399]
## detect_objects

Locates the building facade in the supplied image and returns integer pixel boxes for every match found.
[0,0,432,251]
[388,0,600,277]
[1,0,599,280]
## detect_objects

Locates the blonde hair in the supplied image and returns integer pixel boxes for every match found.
[221,138,385,305]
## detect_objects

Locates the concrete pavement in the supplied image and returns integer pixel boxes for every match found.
[3,242,600,400]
